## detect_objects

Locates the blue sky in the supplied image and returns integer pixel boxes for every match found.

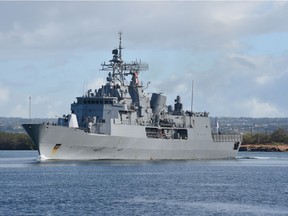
[1,1,288,118]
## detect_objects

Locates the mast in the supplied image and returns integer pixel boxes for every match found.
[119,31,123,60]
[191,80,194,114]
[29,96,31,120]
[100,32,149,87]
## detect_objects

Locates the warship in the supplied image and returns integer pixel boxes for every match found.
[23,33,242,160]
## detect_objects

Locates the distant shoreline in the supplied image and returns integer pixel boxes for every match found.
[239,144,288,152]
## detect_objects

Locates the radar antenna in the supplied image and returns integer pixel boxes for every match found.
[100,32,149,86]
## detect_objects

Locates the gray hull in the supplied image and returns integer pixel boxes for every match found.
[23,124,241,160]
[22,35,242,161]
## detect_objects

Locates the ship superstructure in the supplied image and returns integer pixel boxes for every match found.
[23,33,242,160]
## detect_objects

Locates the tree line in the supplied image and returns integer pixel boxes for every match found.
[0,132,36,150]
[242,128,288,145]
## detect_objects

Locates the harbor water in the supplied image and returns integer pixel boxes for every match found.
[0,151,288,215]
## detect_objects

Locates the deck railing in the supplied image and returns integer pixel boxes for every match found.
[212,134,242,142]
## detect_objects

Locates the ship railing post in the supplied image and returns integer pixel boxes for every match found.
[213,133,242,142]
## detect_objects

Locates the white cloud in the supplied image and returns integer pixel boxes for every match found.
[0,1,279,53]
[255,75,271,85]
[87,78,106,91]
[242,98,281,117]
[0,86,9,102]
[31,96,49,105]
[9,104,27,118]
[47,101,65,118]
[1,1,288,117]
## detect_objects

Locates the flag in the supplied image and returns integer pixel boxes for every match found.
[216,121,220,134]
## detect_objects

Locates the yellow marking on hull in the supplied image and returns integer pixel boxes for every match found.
[51,144,62,154]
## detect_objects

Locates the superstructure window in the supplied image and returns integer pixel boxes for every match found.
[145,127,188,140]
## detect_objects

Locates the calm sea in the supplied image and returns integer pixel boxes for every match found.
[0,151,288,216]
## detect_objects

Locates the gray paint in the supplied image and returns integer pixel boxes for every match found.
[23,34,242,160]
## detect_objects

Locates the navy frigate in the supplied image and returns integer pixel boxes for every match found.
[23,33,242,160]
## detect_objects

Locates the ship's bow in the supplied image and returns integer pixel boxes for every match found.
[22,124,44,153]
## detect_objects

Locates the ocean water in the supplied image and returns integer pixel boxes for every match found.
[0,151,288,216]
